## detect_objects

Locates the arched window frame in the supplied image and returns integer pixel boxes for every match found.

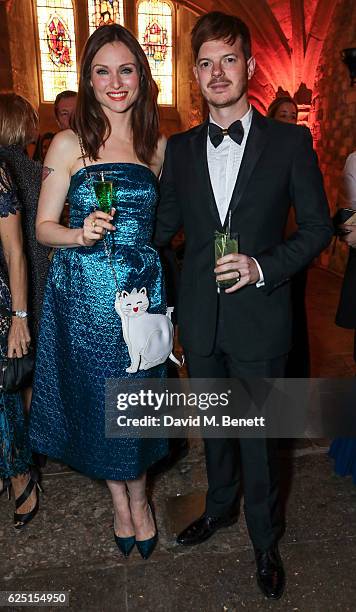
[33,0,79,104]
[136,0,176,108]
[87,0,125,35]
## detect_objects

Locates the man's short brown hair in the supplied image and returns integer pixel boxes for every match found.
[54,90,77,119]
[191,11,252,62]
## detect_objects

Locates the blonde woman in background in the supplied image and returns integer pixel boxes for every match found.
[0,93,45,528]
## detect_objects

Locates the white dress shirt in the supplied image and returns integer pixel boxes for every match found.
[207,106,252,226]
[207,106,264,286]
[339,151,356,210]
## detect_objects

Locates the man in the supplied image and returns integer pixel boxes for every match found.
[53,90,77,226]
[155,12,332,600]
[54,90,77,131]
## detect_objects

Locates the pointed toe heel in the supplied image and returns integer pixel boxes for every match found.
[114,533,136,557]
[136,532,158,560]
[135,503,158,560]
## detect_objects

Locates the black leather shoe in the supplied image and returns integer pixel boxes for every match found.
[255,546,285,599]
[176,512,238,546]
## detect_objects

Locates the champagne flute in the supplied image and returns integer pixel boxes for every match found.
[92,171,113,214]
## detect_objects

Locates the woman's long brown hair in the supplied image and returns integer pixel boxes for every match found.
[73,24,159,165]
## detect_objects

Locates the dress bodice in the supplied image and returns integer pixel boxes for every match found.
[68,162,158,246]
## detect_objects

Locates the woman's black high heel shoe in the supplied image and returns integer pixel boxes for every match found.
[113,517,135,557]
[135,504,158,560]
[13,469,42,530]
[113,532,136,558]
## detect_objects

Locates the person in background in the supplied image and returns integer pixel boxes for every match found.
[32,132,55,164]
[32,92,77,166]
[329,150,356,484]
[0,93,43,528]
[0,94,51,364]
[0,93,50,479]
[267,96,298,124]
[54,92,78,223]
[54,90,77,131]
[267,95,310,378]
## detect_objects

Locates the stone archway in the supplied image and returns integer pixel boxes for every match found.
[178,0,339,114]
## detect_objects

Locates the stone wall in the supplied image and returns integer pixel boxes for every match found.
[0,0,39,107]
[0,3,12,93]
[176,5,203,131]
[310,0,356,274]
[8,0,39,108]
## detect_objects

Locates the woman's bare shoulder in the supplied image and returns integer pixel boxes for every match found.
[43,129,81,175]
[49,129,78,154]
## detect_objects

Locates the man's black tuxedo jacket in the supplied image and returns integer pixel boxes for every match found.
[155,108,333,360]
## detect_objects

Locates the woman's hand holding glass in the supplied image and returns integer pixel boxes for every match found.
[82,207,116,246]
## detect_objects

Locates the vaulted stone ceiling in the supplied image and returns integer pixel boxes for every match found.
[179,0,339,111]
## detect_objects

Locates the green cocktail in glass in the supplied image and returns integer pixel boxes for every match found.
[214,230,239,288]
[93,176,113,213]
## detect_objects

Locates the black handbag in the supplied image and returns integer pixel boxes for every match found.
[0,305,34,393]
[0,349,34,394]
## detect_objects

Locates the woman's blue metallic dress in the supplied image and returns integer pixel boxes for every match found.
[30,163,168,480]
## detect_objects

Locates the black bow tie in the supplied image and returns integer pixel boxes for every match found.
[208,120,244,147]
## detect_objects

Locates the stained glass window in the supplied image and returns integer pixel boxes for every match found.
[36,0,78,102]
[137,0,174,106]
[88,0,124,35]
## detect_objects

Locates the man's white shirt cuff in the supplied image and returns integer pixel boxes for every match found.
[251,257,265,287]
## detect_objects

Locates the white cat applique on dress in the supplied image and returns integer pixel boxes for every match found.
[115,287,182,373]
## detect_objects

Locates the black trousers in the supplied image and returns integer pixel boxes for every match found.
[185,296,287,551]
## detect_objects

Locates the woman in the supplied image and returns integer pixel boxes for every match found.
[29,24,168,559]
[0,94,42,528]
[267,96,298,124]
[0,94,51,349]
[329,151,356,484]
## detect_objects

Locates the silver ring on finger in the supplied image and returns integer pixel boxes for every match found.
[236,270,241,282]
